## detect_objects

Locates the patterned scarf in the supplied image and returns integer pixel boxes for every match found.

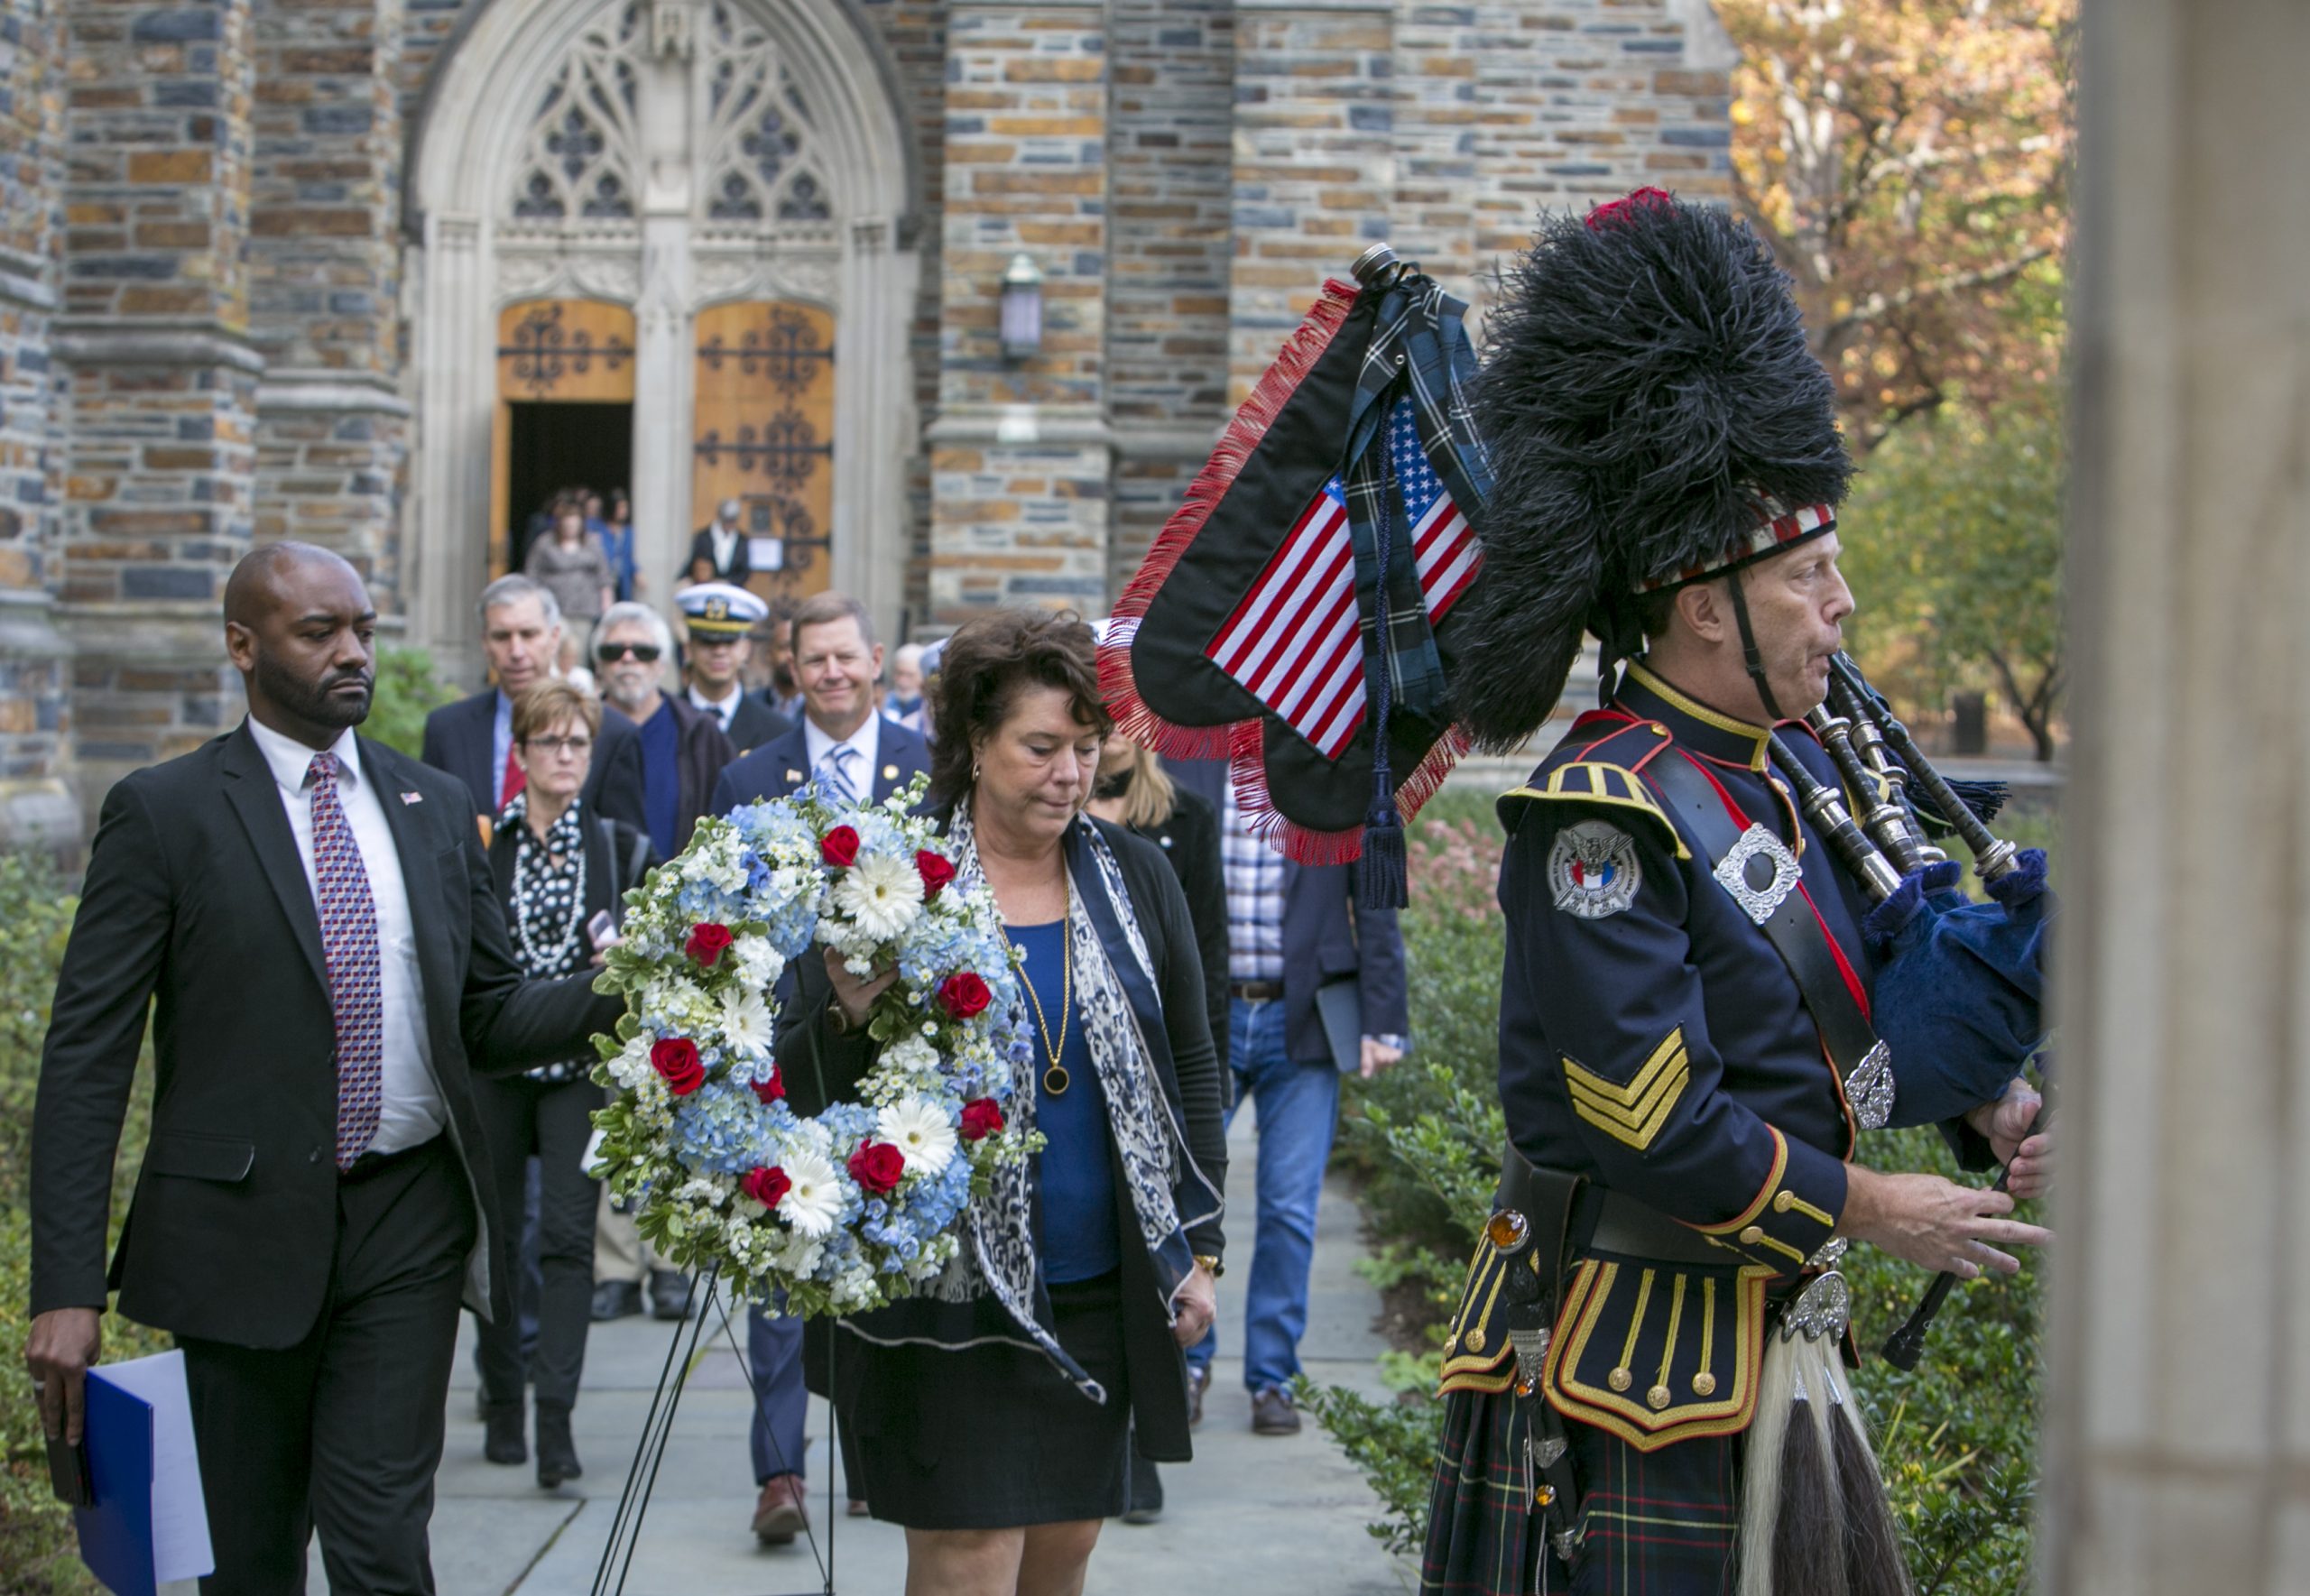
[861,800,1224,1400]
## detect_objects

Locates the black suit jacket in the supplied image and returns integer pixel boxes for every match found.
[420,688,648,834]
[1168,757,1409,1065]
[28,724,626,1350]
[708,715,932,814]
[715,691,791,757]
[1128,786,1231,1075]
[686,525,752,586]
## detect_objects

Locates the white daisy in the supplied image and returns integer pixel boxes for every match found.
[876,1097,957,1176]
[719,987,774,1056]
[832,851,924,942]
[780,1150,845,1238]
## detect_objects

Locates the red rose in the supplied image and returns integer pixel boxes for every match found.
[651,1037,705,1096]
[915,849,957,900]
[938,972,993,1019]
[821,826,861,868]
[685,923,735,967]
[847,1139,906,1195]
[959,1098,1004,1142]
[741,1165,791,1210]
[751,1066,786,1105]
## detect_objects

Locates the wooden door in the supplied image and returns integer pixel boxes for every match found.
[689,300,836,601]
[491,299,637,575]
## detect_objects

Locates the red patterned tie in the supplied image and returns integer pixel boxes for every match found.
[310,754,384,1168]
[502,740,526,805]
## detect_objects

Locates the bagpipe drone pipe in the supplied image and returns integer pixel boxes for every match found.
[1097,244,1488,908]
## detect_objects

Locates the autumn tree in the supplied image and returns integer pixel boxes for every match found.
[1720,0,2074,452]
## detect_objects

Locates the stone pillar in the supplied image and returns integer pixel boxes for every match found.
[2042,2,2310,1589]
[0,0,79,853]
[247,0,411,620]
[1105,0,1231,598]
[57,0,260,819]
[1224,0,1391,409]
[924,0,1112,624]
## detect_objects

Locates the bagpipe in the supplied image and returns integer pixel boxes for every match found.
[1769,651,2056,1369]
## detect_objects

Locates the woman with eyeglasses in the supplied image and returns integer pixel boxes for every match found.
[473,679,657,1488]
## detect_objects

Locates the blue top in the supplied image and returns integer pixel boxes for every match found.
[637,699,681,860]
[1010,918,1119,1285]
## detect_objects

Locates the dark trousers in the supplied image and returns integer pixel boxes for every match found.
[747,1305,865,1497]
[469,1074,601,1409]
[180,1135,476,1596]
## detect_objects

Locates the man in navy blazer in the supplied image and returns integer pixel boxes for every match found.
[1166,756,1409,1436]
[420,575,647,831]
[709,590,929,1544]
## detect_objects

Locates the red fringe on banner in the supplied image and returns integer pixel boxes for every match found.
[1097,279,1360,762]
[1226,718,1473,872]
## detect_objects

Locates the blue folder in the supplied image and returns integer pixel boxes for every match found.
[74,1370,158,1596]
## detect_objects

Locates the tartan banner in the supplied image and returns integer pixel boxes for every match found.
[1100,258,1485,865]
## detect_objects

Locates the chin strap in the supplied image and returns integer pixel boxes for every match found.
[1724,572,1784,723]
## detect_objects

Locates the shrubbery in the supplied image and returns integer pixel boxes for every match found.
[0,855,167,1594]
[1307,788,2047,1594]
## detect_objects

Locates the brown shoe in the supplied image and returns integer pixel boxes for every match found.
[752,1473,808,1545]
[1186,1364,1209,1428]
[1250,1386,1301,1436]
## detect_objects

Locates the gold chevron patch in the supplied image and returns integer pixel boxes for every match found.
[1563,1029,1690,1152]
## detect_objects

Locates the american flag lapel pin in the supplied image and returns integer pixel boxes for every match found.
[401,790,423,805]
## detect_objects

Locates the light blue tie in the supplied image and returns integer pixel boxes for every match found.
[814,746,856,806]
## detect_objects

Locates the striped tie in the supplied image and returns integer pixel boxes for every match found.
[310,754,384,1168]
[814,745,856,806]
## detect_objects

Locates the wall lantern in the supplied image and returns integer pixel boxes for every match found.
[999,253,1044,362]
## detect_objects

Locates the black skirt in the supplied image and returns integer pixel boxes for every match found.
[848,1271,1131,1530]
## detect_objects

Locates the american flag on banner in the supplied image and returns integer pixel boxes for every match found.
[1203,396,1477,760]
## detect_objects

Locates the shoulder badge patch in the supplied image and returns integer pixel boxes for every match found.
[1549,820,1641,919]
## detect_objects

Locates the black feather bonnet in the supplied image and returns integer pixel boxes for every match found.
[1451,189,1853,751]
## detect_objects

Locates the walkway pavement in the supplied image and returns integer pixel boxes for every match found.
[320,1112,1416,1595]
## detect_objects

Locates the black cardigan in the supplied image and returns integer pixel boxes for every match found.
[1128,785,1230,1078]
[776,815,1228,1261]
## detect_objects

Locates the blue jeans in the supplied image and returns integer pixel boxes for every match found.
[1184,996,1341,1394]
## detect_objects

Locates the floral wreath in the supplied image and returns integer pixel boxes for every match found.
[587,777,1036,1317]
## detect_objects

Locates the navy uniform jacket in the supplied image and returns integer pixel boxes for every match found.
[1443,662,1909,1451]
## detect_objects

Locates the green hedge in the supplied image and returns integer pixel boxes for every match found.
[1306,789,2046,1593]
[0,856,168,1594]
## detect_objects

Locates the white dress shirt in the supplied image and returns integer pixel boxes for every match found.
[709,522,738,575]
[802,712,882,800]
[688,682,743,733]
[246,716,444,1155]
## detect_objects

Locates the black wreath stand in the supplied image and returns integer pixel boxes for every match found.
[587,1266,845,1596]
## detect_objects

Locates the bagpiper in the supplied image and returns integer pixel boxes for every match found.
[1418,189,2053,1596]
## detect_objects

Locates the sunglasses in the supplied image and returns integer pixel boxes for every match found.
[596,641,662,663]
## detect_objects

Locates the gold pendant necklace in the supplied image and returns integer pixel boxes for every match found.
[1003,909,1072,1096]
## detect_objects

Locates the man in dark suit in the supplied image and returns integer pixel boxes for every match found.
[707,589,929,1543]
[23,544,624,1593]
[685,497,752,587]
[675,581,791,755]
[419,574,646,831]
[1167,757,1409,1436]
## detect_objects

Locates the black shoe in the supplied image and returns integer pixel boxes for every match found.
[649,1269,697,1320]
[591,1281,643,1322]
[535,1402,583,1489]
[483,1401,527,1465]
[1122,1451,1163,1525]
[1250,1386,1301,1436]
[1185,1364,1209,1428]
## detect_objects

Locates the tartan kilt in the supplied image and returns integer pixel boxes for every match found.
[1420,1387,1744,1596]
[1419,1385,1549,1596]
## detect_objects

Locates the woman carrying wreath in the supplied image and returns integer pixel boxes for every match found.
[776,608,1227,1596]
[473,679,656,1487]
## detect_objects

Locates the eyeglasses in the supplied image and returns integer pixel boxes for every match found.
[596,641,661,663]
[522,735,594,758]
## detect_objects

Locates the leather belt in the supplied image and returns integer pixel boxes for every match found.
[1229,980,1285,1002]
[1579,1188,1738,1268]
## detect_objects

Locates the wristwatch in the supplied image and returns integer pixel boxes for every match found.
[1194,1253,1224,1279]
